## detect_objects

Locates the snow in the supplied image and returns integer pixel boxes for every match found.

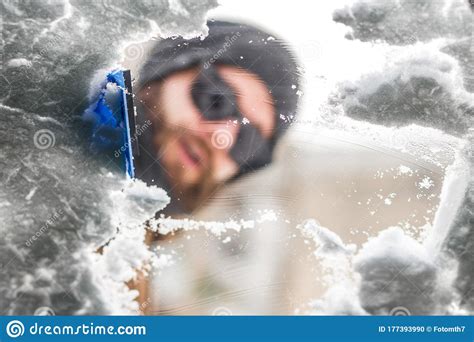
[397,165,413,175]
[353,227,441,315]
[304,223,461,315]
[150,211,279,237]
[6,58,32,68]
[418,176,434,190]
[0,0,215,315]
[299,219,356,257]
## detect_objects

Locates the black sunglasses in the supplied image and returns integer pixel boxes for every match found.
[190,64,273,173]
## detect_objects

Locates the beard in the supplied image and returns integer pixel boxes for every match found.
[152,121,222,214]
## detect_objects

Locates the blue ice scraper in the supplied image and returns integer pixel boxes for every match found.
[83,70,139,178]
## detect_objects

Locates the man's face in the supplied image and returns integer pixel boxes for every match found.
[138,65,275,211]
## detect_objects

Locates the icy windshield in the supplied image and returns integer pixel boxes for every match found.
[0,0,472,316]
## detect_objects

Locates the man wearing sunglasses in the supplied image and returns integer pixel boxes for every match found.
[134,20,300,214]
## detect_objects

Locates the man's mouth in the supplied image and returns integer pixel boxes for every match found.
[178,137,206,168]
